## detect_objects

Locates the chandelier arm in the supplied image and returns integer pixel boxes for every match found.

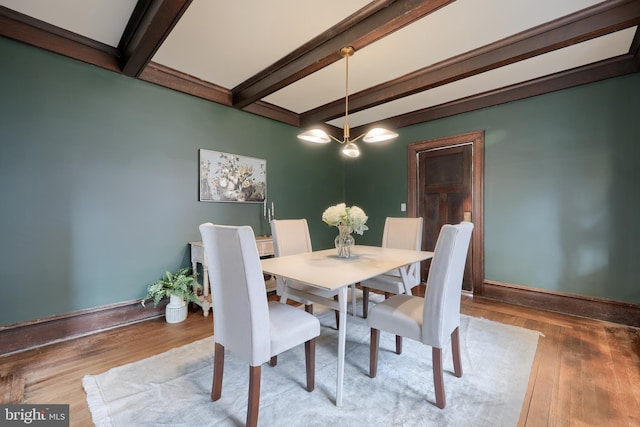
[350,133,365,143]
[329,134,344,144]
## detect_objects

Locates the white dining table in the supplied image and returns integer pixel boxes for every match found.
[260,244,434,407]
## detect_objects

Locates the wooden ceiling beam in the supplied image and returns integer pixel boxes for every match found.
[139,62,232,105]
[0,6,120,72]
[231,0,455,109]
[119,0,193,77]
[352,54,639,135]
[301,0,640,127]
[630,26,640,69]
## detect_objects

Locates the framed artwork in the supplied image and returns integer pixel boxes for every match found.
[199,149,266,202]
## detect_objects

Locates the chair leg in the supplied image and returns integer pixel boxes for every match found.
[246,365,261,427]
[451,326,463,377]
[269,356,277,367]
[212,342,225,401]
[370,328,380,378]
[432,347,446,409]
[395,335,403,355]
[333,295,340,328]
[305,304,313,314]
[363,287,370,318]
[305,338,316,392]
[351,283,357,316]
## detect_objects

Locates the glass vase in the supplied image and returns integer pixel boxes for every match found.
[334,225,355,258]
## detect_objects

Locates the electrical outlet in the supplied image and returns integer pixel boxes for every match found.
[400,203,406,212]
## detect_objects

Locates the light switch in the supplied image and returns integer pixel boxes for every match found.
[400,203,406,212]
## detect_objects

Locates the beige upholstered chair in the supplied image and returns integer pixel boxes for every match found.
[368,222,474,409]
[270,219,356,325]
[199,223,320,427]
[360,217,424,318]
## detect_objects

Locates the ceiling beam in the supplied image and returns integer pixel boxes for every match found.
[119,0,193,77]
[630,26,640,68]
[231,0,456,109]
[302,0,640,127]
[139,62,232,105]
[0,6,120,72]
[241,102,301,127]
[351,53,639,135]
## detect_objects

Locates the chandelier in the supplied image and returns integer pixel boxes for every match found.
[297,46,398,158]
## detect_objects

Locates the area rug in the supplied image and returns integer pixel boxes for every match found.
[83,298,541,427]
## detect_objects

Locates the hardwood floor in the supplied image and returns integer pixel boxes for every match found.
[1,293,638,426]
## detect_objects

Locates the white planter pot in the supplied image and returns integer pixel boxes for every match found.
[165,294,187,323]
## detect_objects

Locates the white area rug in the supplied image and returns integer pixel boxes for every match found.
[83,299,541,427]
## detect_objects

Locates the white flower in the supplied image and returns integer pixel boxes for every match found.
[322,203,347,226]
[322,203,369,235]
[348,206,368,234]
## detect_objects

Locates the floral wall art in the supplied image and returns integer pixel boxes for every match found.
[199,149,266,202]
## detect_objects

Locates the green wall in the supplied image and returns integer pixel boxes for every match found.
[1,36,638,325]
[0,38,344,324]
[348,72,640,305]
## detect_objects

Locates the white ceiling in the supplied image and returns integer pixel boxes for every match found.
[1,0,638,131]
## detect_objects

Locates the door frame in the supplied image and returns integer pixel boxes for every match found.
[407,130,485,295]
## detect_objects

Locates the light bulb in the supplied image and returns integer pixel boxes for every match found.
[297,129,331,143]
[342,142,360,157]
[362,127,399,143]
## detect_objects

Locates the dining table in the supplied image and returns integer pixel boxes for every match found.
[260,244,434,407]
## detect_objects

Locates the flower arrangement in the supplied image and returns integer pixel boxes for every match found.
[322,203,369,235]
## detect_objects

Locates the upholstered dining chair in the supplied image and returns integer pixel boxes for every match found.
[367,221,474,409]
[199,223,320,427]
[270,219,357,327]
[360,217,424,318]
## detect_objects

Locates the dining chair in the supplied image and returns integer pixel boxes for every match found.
[270,219,357,327]
[367,221,474,409]
[199,223,320,427]
[360,217,424,318]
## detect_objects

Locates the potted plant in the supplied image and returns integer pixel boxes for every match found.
[141,268,203,323]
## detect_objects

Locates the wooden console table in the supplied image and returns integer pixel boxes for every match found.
[189,235,274,316]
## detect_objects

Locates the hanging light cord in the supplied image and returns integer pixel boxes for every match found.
[343,47,351,142]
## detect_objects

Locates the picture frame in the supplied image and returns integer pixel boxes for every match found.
[199,149,266,203]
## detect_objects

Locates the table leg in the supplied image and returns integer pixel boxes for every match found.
[192,260,209,316]
[279,278,289,304]
[336,286,347,407]
[202,263,211,316]
[399,265,412,295]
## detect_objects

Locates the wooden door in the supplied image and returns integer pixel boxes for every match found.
[407,131,484,295]
[419,145,473,290]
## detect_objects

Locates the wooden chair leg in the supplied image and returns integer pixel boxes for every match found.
[269,356,277,367]
[333,295,340,328]
[305,338,316,392]
[363,287,370,318]
[451,326,463,377]
[370,328,380,378]
[246,365,261,427]
[305,304,313,314]
[432,347,446,409]
[395,335,403,355]
[212,342,224,401]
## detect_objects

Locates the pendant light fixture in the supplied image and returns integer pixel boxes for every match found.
[297,46,398,157]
